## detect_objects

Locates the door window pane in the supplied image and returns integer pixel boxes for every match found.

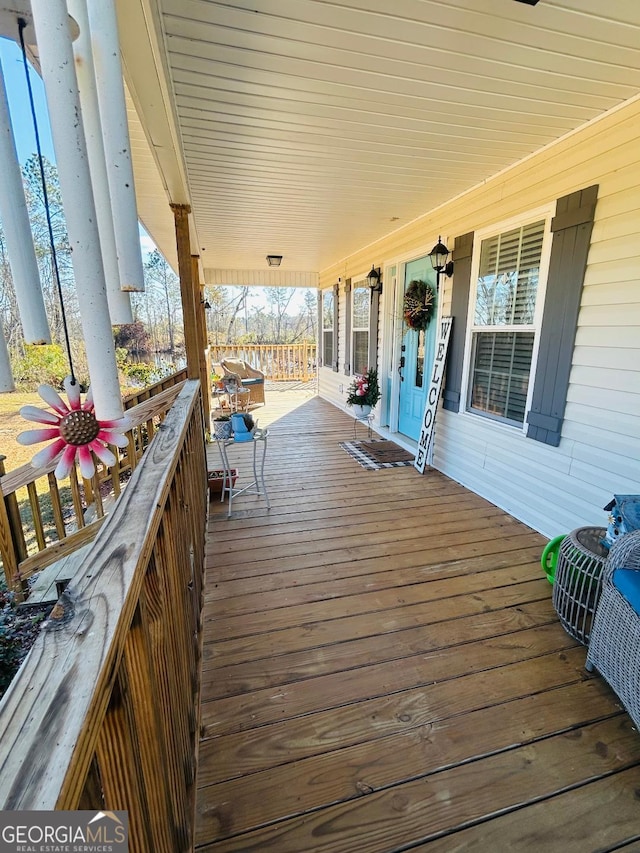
[415,329,425,388]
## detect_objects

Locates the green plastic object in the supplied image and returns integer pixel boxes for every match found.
[541,535,566,584]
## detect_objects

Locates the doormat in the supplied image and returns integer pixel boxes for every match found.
[339,439,415,471]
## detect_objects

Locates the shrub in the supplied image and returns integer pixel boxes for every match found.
[13,344,69,390]
[0,583,52,698]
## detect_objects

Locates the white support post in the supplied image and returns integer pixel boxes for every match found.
[0,56,51,345]
[0,330,15,393]
[87,0,145,293]
[68,0,133,326]
[30,0,123,421]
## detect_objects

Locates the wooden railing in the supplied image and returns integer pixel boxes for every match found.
[0,380,207,851]
[210,343,317,381]
[0,369,189,596]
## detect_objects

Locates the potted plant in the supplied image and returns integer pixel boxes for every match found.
[211,370,226,390]
[207,467,238,497]
[212,414,232,439]
[346,368,381,418]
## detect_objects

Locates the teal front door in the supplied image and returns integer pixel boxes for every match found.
[398,257,438,441]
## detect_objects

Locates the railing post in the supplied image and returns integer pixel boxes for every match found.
[191,254,211,431]
[0,456,26,596]
[171,205,200,382]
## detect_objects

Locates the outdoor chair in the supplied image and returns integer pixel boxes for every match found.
[220,358,265,406]
[586,529,640,729]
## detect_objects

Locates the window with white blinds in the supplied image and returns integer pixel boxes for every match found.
[467,220,545,425]
[352,285,369,375]
[322,289,335,368]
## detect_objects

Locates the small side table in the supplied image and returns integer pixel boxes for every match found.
[353,412,373,440]
[215,428,270,517]
[552,526,608,645]
[232,388,250,412]
[212,387,230,411]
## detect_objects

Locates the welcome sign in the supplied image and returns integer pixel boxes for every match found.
[414,316,453,474]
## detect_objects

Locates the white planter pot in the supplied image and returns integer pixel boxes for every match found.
[352,404,372,418]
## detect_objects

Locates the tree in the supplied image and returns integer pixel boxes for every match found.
[113,320,152,359]
[266,287,294,342]
[21,155,76,346]
[141,250,181,357]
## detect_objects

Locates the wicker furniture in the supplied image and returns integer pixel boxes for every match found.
[552,526,608,645]
[586,529,640,730]
[220,358,265,406]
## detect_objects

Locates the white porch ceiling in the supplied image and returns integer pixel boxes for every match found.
[118,0,640,279]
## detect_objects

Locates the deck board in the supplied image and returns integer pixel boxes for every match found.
[197,391,640,852]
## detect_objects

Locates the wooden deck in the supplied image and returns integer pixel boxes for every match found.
[196,391,640,852]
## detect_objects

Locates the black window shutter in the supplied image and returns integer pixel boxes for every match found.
[526,184,598,447]
[368,285,380,372]
[332,282,339,371]
[343,279,352,375]
[442,231,474,412]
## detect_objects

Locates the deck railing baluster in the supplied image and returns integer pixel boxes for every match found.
[0,371,189,588]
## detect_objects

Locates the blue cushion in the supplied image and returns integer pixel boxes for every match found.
[612,569,640,616]
[241,378,263,386]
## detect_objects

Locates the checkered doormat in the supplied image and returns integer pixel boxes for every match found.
[339,439,415,471]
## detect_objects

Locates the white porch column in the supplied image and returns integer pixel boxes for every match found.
[0,330,15,392]
[30,0,123,421]
[68,0,133,326]
[0,57,51,345]
[87,0,145,293]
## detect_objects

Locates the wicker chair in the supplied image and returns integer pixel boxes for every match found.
[220,358,265,406]
[586,529,640,728]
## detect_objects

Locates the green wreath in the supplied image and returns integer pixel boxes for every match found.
[403,279,435,331]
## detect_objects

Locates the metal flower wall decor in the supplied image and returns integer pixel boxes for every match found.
[17,376,130,480]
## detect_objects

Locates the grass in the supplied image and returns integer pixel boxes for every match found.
[0,390,44,472]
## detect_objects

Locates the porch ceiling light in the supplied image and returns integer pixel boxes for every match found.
[266,255,283,267]
[366,266,382,293]
[429,236,454,279]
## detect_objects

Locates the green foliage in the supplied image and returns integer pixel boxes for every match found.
[0,583,51,698]
[116,346,156,387]
[122,362,156,386]
[346,368,381,407]
[12,344,68,389]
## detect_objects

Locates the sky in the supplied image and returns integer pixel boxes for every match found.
[0,36,55,164]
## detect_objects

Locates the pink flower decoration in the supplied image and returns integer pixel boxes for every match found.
[18,377,130,480]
